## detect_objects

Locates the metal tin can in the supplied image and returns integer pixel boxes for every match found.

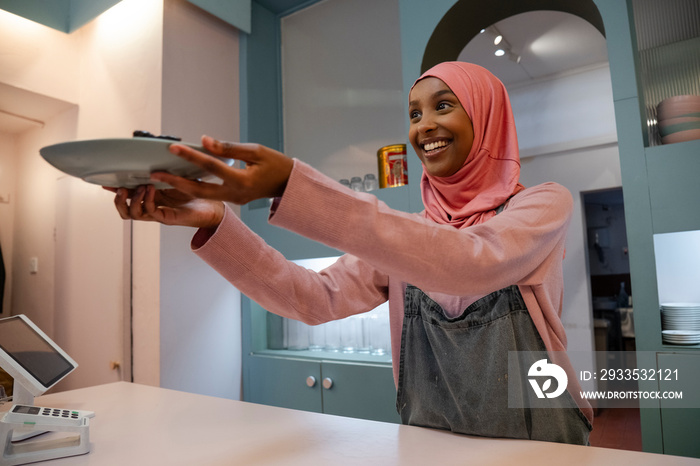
[377,144,408,188]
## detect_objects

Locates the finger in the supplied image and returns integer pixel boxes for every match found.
[150,172,227,200]
[114,188,132,220]
[142,185,159,217]
[201,136,264,165]
[142,185,173,224]
[128,186,149,219]
[169,144,237,179]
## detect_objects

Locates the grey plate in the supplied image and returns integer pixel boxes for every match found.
[40,137,233,189]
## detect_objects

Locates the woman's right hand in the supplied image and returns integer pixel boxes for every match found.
[110,184,225,229]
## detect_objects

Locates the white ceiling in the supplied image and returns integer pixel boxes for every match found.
[458,10,609,87]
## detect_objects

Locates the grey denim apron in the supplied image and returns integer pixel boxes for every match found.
[396,283,592,444]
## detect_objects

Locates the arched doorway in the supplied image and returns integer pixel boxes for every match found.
[420,0,604,73]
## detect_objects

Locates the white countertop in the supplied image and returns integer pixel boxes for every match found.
[6,382,699,465]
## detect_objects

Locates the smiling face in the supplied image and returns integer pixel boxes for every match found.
[408,77,474,178]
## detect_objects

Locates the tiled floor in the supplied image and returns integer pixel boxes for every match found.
[589,407,643,451]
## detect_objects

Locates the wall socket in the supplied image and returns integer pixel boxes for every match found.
[29,257,38,274]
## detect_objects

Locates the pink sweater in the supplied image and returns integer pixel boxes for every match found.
[192,160,593,422]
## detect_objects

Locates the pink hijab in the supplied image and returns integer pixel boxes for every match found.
[414,62,525,228]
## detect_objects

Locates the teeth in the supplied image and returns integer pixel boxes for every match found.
[423,140,448,151]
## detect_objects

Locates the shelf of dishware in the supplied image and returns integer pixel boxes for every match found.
[638,42,700,147]
[631,0,700,147]
[654,229,700,348]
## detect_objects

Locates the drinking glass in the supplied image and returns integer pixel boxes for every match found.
[285,318,309,350]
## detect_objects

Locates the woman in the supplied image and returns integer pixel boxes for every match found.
[113,62,592,444]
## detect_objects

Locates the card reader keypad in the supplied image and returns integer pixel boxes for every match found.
[11,405,79,419]
[6,404,84,426]
[41,407,80,420]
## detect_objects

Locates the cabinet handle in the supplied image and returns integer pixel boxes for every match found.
[322,377,333,390]
[306,376,316,388]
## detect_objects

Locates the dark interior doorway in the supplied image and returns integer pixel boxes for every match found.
[583,187,635,353]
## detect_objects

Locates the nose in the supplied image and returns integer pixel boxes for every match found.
[416,114,437,134]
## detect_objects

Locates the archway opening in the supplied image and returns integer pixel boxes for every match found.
[421,0,604,73]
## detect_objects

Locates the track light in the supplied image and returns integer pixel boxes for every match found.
[482,24,521,64]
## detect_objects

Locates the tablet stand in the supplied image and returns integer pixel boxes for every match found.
[11,383,33,407]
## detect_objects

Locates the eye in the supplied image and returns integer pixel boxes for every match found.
[409,109,421,121]
[436,101,453,111]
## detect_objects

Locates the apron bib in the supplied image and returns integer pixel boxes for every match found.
[396,284,592,444]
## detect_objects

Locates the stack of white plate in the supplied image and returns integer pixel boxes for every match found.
[661,303,700,345]
[657,95,700,144]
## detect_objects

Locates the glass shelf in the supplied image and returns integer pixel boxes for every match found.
[254,348,392,365]
[253,256,393,364]
[631,0,700,147]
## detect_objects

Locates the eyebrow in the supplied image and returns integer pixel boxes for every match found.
[408,89,456,107]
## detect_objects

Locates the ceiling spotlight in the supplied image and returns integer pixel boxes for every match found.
[494,49,505,57]
[494,35,503,45]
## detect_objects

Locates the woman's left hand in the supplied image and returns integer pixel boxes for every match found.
[109,184,225,228]
[151,135,294,205]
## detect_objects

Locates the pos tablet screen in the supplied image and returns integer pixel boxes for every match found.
[0,315,77,397]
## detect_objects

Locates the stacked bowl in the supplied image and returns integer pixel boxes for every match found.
[661,303,700,345]
[657,95,700,144]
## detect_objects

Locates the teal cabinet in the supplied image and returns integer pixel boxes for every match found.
[593,0,700,457]
[246,354,400,423]
[657,353,700,458]
[241,294,400,423]
[320,361,399,422]
[246,355,323,413]
[646,142,700,234]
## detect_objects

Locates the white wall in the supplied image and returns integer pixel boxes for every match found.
[654,230,700,304]
[0,7,81,334]
[0,132,17,317]
[75,0,166,389]
[159,0,242,399]
[12,109,78,337]
[510,64,617,157]
[0,0,163,390]
[1,0,243,399]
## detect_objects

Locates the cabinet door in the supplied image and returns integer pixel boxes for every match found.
[657,353,700,458]
[246,355,322,413]
[320,361,400,424]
